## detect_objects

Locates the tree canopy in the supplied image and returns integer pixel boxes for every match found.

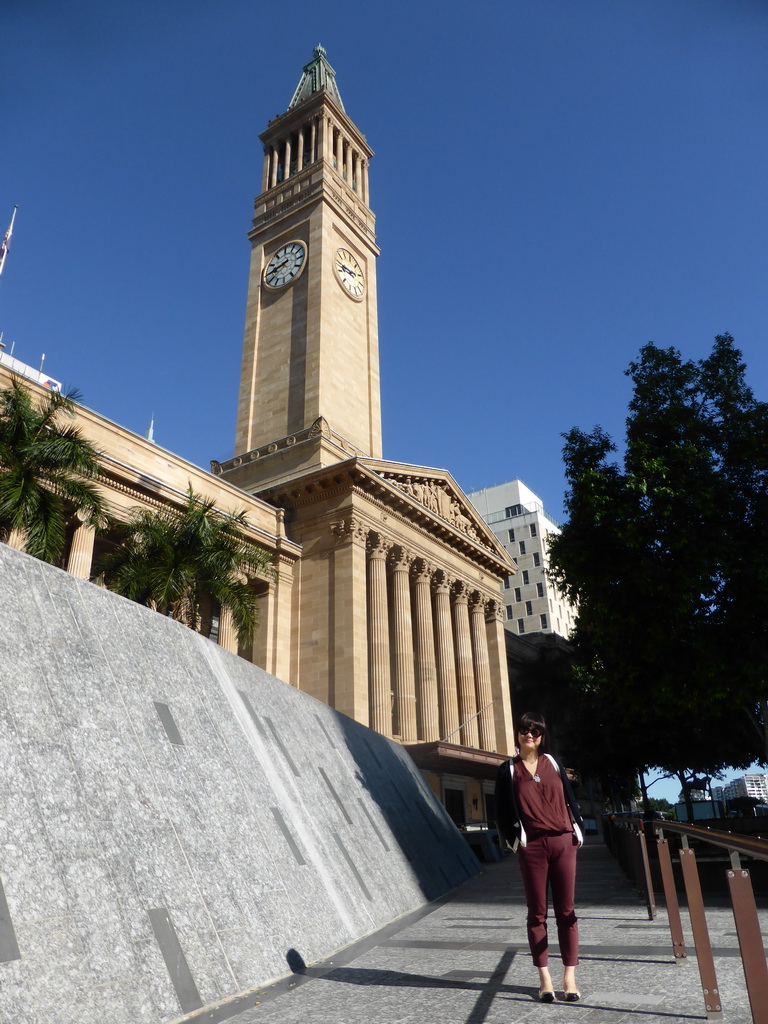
[95,487,274,648]
[0,378,105,563]
[548,334,768,783]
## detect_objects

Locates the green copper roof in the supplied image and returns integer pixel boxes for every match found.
[288,45,345,113]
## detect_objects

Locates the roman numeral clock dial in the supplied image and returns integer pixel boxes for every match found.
[263,241,307,290]
[334,247,366,300]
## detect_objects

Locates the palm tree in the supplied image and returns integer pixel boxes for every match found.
[95,487,274,648]
[0,378,106,563]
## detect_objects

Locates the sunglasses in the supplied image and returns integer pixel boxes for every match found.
[518,726,542,738]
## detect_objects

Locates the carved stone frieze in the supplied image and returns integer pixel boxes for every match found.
[378,472,480,542]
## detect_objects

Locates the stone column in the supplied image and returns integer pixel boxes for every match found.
[486,599,516,754]
[345,143,353,184]
[390,547,416,741]
[284,137,292,180]
[270,144,279,189]
[353,152,361,194]
[335,130,343,173]
[270,550,296,686]
[66,512,95,580]
[367,534,391,736]
[329,518,370,725]
[310,119,317,163]
[261,148,271,192]
[218,605,238,654]
[412,561,439,741]
[362,160,369,204]
[453,582,479,748]
[433,572,459,742]
[296,128,305,173]
[470,594,495,750]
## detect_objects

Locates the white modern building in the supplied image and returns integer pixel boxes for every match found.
[723,774,768,803]
[467,480,577,639]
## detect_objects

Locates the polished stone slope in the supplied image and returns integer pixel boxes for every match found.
[0,545,479,1024]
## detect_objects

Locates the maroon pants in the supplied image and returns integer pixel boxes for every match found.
[517,831,579,967]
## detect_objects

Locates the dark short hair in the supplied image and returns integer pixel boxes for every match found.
[517,711,549,754]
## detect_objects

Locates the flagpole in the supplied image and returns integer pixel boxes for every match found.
[0,206,18,277]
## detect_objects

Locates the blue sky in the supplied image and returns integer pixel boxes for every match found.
[2,0,766,525]
[1,1,765,803]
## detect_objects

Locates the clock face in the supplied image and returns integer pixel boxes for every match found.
[263,241,307,290]
[334,247,366,299]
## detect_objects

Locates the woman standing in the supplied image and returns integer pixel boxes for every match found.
[494,712,583,1003]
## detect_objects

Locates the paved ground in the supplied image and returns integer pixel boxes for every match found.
[176,837,765,1024]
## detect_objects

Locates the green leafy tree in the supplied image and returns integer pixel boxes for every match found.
[548,335,768,785]
[95,487,273,648]
[0,378,105,563]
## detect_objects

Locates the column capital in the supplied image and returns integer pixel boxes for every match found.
[485,597,505,622]
[451,579,470,604]
[367,531,391,558]
[330,517,369,546]
[431,568,454,595]
[411,557,434,585]
[388,545,412,572]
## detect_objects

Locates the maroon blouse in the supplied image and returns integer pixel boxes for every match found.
[512,754,572,838]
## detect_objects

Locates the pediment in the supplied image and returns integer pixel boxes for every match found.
[360,459,513,566]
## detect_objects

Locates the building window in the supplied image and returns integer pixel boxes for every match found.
[517,619,525,634]
[514,587,522,602]
[522,570,529,585]
[530,523,537,538]
[508,528,515,542]
[519,541,526,555]
[503,577,511,590]
[525,601,533,616]
[533,552,541,567]
[506,605,513,620]
[540,614,548,629]
[537,582,544,598]
[512,557,518,567]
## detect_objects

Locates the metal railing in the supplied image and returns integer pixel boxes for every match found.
[608,816,768,1023]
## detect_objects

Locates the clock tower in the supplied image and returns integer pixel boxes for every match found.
[222,46,382,494]
[212,48,515,770]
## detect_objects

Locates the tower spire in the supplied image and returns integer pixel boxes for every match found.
[288,45,345,113]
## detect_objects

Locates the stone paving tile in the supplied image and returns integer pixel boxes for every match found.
[204,837,762,1024]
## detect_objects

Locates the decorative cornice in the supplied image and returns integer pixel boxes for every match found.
[255,171,374,240]
[213,417,362,478]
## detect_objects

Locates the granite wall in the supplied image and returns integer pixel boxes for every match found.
[0,545,479,1023]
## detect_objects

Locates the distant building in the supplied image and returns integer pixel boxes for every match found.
[723,774,768,803]
[468,480,577,638]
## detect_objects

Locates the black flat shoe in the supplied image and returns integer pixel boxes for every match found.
[538,990,555,1003]
[564,991,581,1002]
